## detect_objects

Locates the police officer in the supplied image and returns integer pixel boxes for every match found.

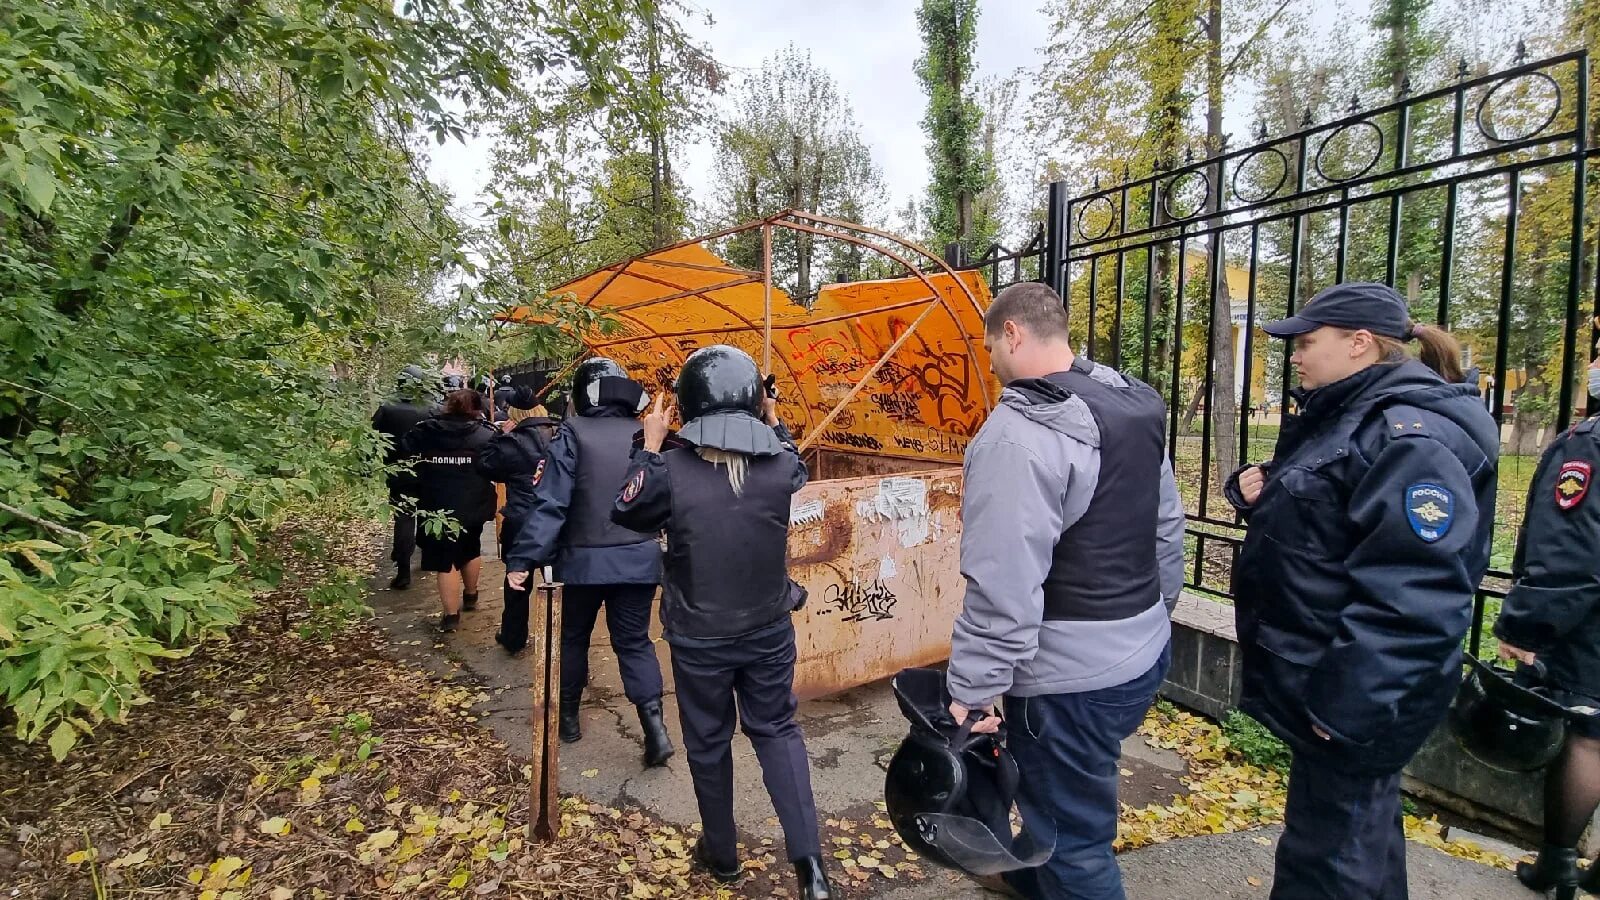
[475,387,556,654]
[505,359,673,768]
[492,374,518,423]
[611,345,832,900]
[371,364,438,590]
[944,283,1186,900]
[1494,323,1600,899]
[1224,282,1500,899]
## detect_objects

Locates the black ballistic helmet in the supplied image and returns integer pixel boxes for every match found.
[397,364,428,389]
[441,373,467,391]
[675,345,763,421]
[1449,657,1568,773]
[882,669,1051,878]
[572,357,648,415]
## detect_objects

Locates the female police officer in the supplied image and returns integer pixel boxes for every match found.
[1495,322,1600,899]
[611,345,833,900]
[1224,282,1499,899]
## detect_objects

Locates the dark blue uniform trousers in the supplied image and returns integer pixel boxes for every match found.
[1002,645,1170,900]
[1271,755,1406,900]
[670,620,822,865]
[560,584,664,705]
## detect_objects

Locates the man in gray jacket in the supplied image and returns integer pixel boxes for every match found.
[948,282,1184,900]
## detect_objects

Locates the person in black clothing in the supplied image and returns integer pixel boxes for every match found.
[475,389,557,654]
[1223,283,1499,899]
[492,374,518,424]
[371,364,437,590]
[401,389,498,631]
[612,346,832,900]
[505,358,673,769]
[1496,326,1600,900]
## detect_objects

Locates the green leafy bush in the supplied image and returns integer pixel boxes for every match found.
[1221,710,1293,773]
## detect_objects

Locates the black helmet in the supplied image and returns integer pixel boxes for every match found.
[397,364,428,388]
[882,669,1051,878]
[499,374,512,386]
[441,373,467,392]
[572,357,648,415]
[676,345,762,422]
[1449,657,1568,773]
[674,346,783,455]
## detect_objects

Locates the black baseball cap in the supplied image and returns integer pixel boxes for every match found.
[1263,282,1411,339]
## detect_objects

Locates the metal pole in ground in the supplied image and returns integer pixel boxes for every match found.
[528,581,563,842]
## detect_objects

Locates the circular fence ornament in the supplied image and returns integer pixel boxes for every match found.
[1231,147,1290,205]
[1076,195,1118,242]
[1314,120,1385,183]
[1161,170,1211,222]
[1475,71,1562,145]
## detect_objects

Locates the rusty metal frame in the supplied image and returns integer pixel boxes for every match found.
[501,209,992,445]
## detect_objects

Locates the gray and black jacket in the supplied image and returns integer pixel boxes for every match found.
[946,358,1183,710]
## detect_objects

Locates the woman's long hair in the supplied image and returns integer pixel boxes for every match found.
[697,447,749,497]
[1367,322,1466,383]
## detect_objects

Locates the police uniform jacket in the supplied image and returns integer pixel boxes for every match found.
[505,405,661,585]
[610,421,807,644]
[372,399,435,500]
[1224,359,1499,775]
[1495,414,1600,697]
[399,413,498,526]
[475,417,555,528]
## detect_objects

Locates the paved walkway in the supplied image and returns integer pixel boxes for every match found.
[370,526,1525,899]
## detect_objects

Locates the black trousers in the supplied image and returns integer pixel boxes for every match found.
[498,524,529,650]
[1271,754,1407,899]
[560,583,664,705]
[389,497,415,569]
[671,620,821,865]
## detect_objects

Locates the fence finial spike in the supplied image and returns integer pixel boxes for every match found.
[1093,173,1101,191]
[1121,162,1130,183]
[1515,39,1527,64]
[1255,119,1269,142]
[1457,57,1470,80]
[1185,145,1195,164]
[1398,75,1413,98]
[1347,92,1361,113]
[1301,107,1315,127]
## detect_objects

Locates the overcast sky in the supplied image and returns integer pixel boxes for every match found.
[425,0,1550,230]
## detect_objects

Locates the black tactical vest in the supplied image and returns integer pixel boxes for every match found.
[566,415,654,549]
[1041,359,1166,622]
[659,448,794,640]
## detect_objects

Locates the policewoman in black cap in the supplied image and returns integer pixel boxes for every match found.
[1223,282,1499,899]
[611,345,833,900]
[505,358,673,769]
[1493,321,1600,900]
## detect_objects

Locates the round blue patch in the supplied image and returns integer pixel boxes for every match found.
[1405,483,1454,543]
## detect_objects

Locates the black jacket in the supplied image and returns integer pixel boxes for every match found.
[400,414,498,526]
[1495,415,1600,697]
[1225,360,1499,775]
[611,422,807,643]
[475,417,556,527]
[505,405,660,585]
[371,399,435,498]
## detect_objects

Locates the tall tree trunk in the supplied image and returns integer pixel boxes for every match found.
[947,24,971,244]
[644,5,668,249]
[1205,0,1239,483]
[1146,0,1189,397]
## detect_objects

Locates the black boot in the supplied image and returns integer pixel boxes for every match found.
[558,692,582,744]
[793,856,833,900]
[1519,845,1578,895]
[692,839,742,884]
[389,568,411,590]
[637,698,674,767]
[1577,853,1600,896]
[462,591,478,611]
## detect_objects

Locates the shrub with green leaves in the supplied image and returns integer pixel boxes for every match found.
[0,0,634,758]
[1221,710,1293,773]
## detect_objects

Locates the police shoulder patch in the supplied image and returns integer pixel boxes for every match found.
[531,459,546,486]
[1556,460,1592,511]
[620,468,646,504]
[1404,482,1455,543]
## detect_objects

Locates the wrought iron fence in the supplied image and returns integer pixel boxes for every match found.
[965,50,1598,657]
